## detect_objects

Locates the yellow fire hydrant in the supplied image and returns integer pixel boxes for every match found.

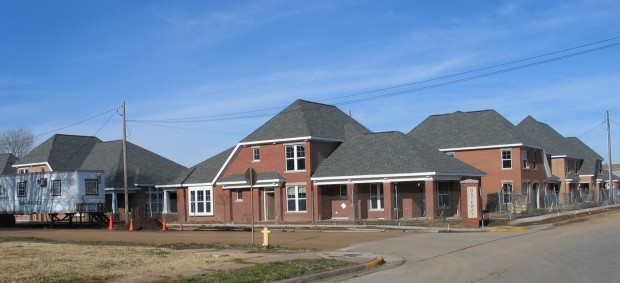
[261,226,271,248]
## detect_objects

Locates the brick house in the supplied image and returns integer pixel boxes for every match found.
[163,100,485,226]
[565,137,605,202]
[516,116,588,205]
[409,110,549,212]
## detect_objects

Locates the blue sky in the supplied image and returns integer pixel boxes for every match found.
[1,1,619,167]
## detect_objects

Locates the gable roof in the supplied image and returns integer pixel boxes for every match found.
[170,147,234,186]
[516,116,583,158]
[241,99,370,143]
[312,131,485,181]
[15,134,101,170]
[566,137,603,176]
[408,110,538,150]
[0,153,18,174]
[80,140,186,188]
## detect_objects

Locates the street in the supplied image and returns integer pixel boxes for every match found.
[340,211,620,282]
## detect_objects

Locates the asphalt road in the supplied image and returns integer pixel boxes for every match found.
[338,211,620,282]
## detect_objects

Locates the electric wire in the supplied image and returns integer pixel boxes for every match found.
[129,37,620,124]
[33,107,119,140]
[93,109,118,136]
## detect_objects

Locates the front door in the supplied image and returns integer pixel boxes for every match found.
[264,189,275,221]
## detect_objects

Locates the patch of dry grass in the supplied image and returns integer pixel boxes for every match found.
[0,241,268,282]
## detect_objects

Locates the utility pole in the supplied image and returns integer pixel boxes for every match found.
[122,101,129,223]
[607,111,614,202]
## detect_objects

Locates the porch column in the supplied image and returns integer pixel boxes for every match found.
[460,179,482,228]
[424,180,436,220]
[383,181,394,220]
[111,192,118,220]
[312,183,321,223]
[348,182,356,221]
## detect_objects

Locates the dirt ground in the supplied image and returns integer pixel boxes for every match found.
[0,227,407,282]
[2,206,618,282]
[0,227,406,251]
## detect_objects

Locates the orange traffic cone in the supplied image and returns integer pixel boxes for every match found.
[108,215,113,230]
[162,217,167,231]
[129,218,134,231]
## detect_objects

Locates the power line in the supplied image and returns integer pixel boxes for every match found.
[333,40,620,106]
[0,107,119,150]
[130,120,247,135]
[93,109,119,136]
[321,36,620,103]
[130,36,620,124]
[33,107,119,140]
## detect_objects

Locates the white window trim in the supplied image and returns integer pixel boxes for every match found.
[252,147,260,162]
[501,149,512,170]
[236,189,243,202]
[286,185,307,212]
[188,186,214,216]
[285,144,306,172]
[522,150,529,169]
[502,182,513,204]
[370,183,384,210]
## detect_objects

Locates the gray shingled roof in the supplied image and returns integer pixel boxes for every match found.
[599,170,619,181]
[16,134,101,170]
[0,153,18,174]
[516,116,583,158]
[408,110,538,149]
[80,140,186,188]
[241,100,370,143]
[566,137,603,176]
[313,131,485,178]
[172,147,234,185]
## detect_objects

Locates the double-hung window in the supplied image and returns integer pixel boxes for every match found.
[189,187,213,215]
[370,183,384,210]
[252,147,260,162]
[501,149,512,169]
[287,185,306,212]
[522,150,529,169]
[285,144,305,171]
[502,183,513,204]
[437,182,450,208]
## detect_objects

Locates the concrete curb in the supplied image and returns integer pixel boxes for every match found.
[276,255,387,283]
[364,256,386,269]
[489,226,529,232]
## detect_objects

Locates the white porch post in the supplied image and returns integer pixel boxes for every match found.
[112,192,118,220]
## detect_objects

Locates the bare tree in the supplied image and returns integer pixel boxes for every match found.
[0,128,34,158]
